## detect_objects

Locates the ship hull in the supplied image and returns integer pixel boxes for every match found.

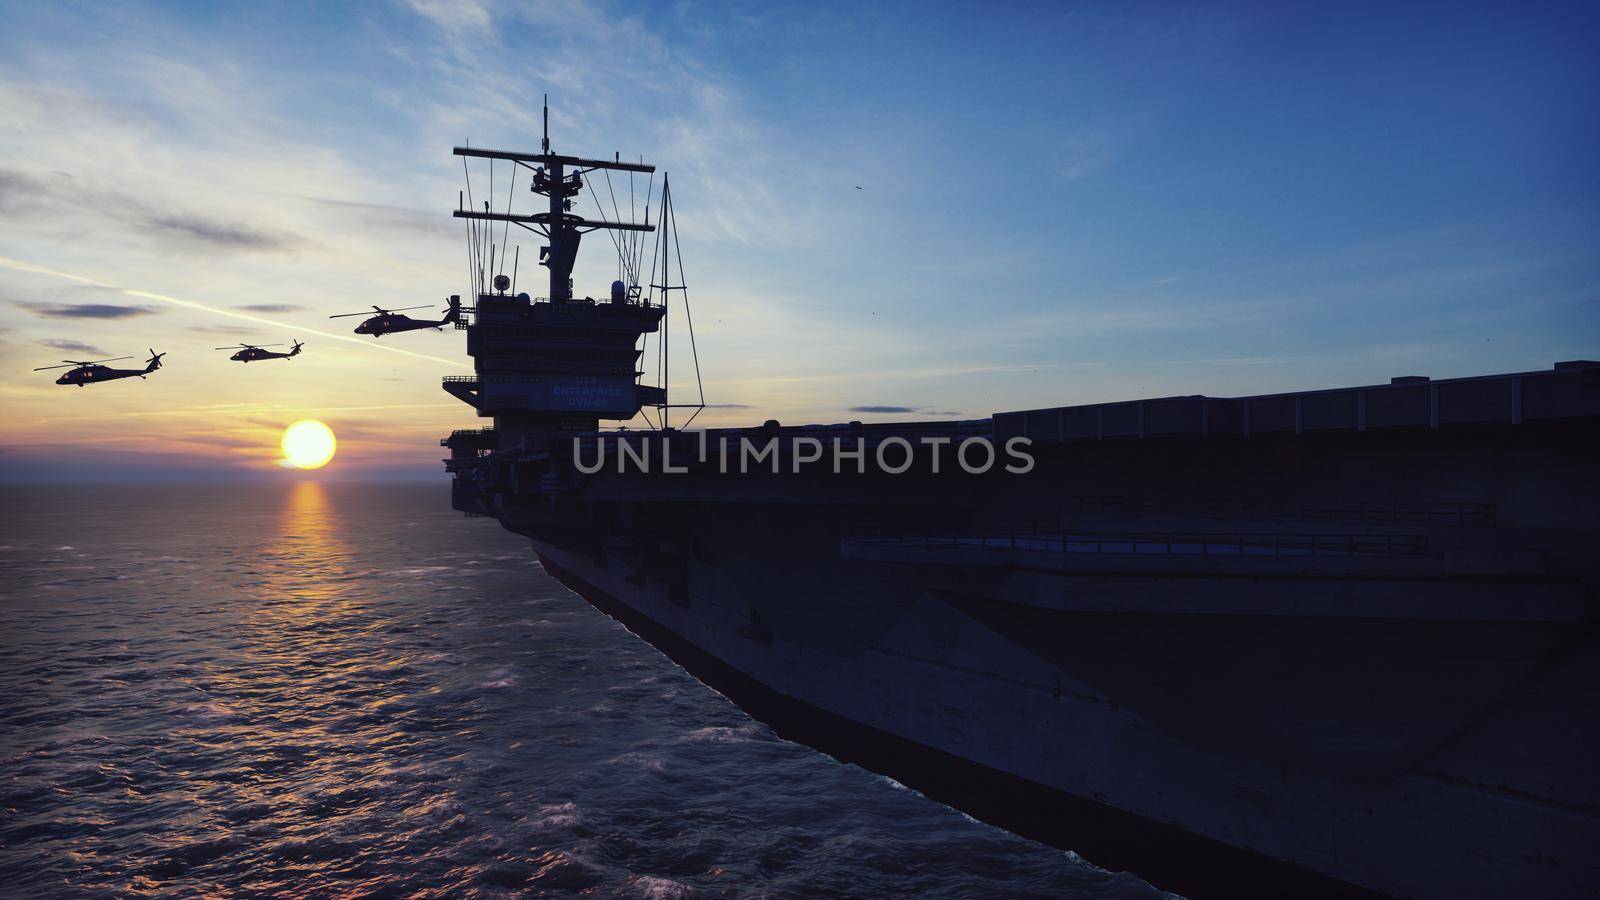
[528,515,1595,900]
[536,546,1392,899]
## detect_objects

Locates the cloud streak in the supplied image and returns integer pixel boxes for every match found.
[299,196,454,238]
[39,338,109,355]
[235,303,308,313]
[849,405,967,417]
[0,166,302,254]
[188,325,264,335]
[26,302,159,319]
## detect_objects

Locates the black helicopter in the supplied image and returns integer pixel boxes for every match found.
[215,340,304,362]
[330,296,460,337]
[34,349,166,386]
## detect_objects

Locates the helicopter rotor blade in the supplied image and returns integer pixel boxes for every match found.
[331,304,432,319]
[35,354,133,370]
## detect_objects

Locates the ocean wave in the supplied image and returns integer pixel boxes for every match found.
[622,874,700,899]
[678,723,769,744]
[529,801,582,829]
[528,849,606,891]
[0,483,1172,900]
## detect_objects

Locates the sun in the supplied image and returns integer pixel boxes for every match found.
[281,419,337,470]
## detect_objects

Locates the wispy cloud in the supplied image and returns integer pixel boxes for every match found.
[25,302,159,319]
[235,303,307,314]
[144,215,297,251]
[849,405,967,417]
[188,324,264,336]
[391,0,810,247]
[0,165,302,254]
[39,338,108,355]
[299,196,454,238]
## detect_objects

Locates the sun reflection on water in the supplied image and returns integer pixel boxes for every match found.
[162,481,447,891]
[272,481,341,568]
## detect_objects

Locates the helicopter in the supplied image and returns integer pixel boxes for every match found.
[33,349,166,386]
[330,295,460,337]
[215,340,304,362]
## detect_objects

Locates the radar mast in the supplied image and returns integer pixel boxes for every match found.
[453,96,655,302]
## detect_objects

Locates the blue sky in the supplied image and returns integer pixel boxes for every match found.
[1,0,1597,479]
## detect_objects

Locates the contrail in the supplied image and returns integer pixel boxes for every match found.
[0,255,469,369]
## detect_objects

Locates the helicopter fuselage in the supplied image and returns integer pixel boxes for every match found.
[54,365,151,386]
[230,348,297,362]
[354,314,447,337]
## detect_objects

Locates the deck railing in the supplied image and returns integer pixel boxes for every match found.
[440,427,496,448]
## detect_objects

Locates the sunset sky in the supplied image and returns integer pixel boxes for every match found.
[2,1,1596,481]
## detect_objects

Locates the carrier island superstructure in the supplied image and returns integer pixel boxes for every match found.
[440,118,1600,900]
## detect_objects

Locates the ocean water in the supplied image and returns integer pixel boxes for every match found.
[0,483,1170,898]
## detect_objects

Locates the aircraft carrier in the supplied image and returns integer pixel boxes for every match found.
[439,117,1600,899]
